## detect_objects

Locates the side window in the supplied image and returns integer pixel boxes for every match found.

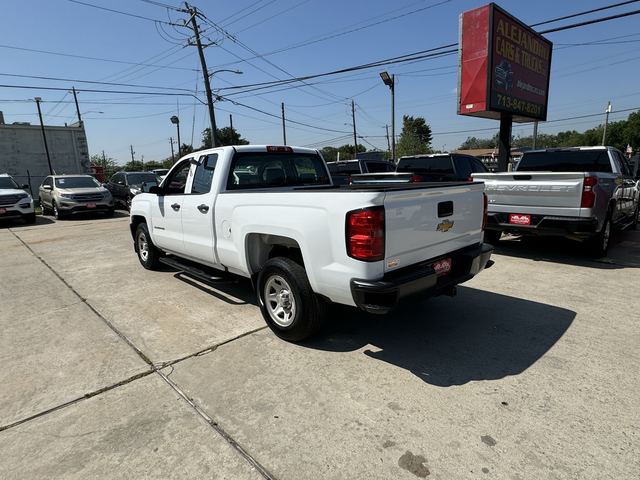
[164,161,191,195]
[617,152,631,176]
[366,161,395,173]
[470,158,488,173]
[111,173,123,184]
[453,156,472,180]
[191,154,218,194]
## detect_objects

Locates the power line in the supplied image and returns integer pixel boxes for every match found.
[0,83,204,101]
[531,0,640,26]
[67,0,185,26]
[0,72,196,92]
[0,44,197,72]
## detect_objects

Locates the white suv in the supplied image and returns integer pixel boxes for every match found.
[0,174,36,224]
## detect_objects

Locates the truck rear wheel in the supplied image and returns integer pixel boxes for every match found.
[257,257,326,342]
[586,213,612,258]
[135,223,161,270]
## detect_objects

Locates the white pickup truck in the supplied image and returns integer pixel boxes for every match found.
[130,145,493,340]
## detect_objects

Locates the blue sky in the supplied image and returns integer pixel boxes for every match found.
[1,0,638,163]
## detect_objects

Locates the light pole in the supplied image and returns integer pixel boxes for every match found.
[380,71,395,162]
[34,97,54,175]
[208,69,243,147]
[171,116,181,159]
[602,101,612,146]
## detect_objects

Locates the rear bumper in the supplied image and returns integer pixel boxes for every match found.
[485,212,598,237]
[0,204,35,220]
[350,243,493,314]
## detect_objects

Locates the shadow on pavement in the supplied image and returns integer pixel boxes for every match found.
[174,273,258,306]
[304,286,575,387]
[0,216,55,228]
[492,230,640,269]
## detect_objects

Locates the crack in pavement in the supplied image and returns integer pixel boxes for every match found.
[7,229,278,480]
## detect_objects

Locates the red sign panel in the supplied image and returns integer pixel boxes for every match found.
[458,3,552,122]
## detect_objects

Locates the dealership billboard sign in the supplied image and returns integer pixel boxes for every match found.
[458,3,552,122]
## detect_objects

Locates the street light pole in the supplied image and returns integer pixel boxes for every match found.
[380,71,396,161]
[602,101,612,146]
[34,97,54,175]
[171,116,181,158]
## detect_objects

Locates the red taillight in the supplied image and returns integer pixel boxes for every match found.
[409,174,423,183]
[482,193,488,230]
[346,207,385,262]
[467,175,474,182]
[581,176,597,208]
[266,145,293,153]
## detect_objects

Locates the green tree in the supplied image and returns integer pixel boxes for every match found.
[201,127,249,148]
[459,135,497,150]
[396,115,433,157]
[320,144,366,162]
[90,153,119,178]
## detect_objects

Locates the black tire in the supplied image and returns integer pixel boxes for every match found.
[632,203,639,230]
[135,223,161,270]
[25,212,36,224]
[484,229,502,245]
[105,208,115,218]
[257,257,327,342]
[39,198,48,215]
[52,201,64,220]
[586,212,612,258]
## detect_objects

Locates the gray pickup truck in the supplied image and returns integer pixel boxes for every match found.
[473,146,640,256]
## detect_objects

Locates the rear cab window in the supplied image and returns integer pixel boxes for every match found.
[517,150,613,173]
[227,152,331,190]
[396,155,456,180]
[365,161,395,173]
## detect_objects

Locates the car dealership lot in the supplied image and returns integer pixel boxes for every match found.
[1,215,638,480]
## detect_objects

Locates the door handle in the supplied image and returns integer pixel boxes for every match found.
[197,204,210,213]
[171,203,181,211]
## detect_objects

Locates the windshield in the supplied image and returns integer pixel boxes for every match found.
[517,150,613,173]
[227,152,331,190]
[127,173,160,185]
[55,176,101,189]
[0,177,20,189]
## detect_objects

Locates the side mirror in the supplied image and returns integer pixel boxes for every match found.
[148,185,162,195]
[21,184,29,189]
[42,185,52,191]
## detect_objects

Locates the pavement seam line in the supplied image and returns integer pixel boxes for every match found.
[9,229,278,478]
[0,370,154,433]
[155,368,278,480]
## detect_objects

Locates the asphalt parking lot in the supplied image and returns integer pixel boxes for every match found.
[1,214,638,480]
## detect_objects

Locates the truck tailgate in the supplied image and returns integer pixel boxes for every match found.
[473,172,585,208]
[383,183,484,272]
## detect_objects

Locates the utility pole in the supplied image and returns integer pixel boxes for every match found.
[385,124,391,155]
[170,137,175,162]
[602,101,612,146]
[229,114,233,131]
[184,2,218,147]
[391,74,395,162]
[351,99,358,158]
[533,121,538,149]
[497,113,512,172]
[71,86,82,125]
[34,97,54,175]
[130,145,135,163]
[281,102,287,145]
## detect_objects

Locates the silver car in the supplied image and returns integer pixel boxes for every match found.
[39,174,114,219]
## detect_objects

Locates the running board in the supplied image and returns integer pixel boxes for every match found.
[159,256,235,285]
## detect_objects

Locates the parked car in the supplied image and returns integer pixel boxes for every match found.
[473,146,640,256]
[151,168,169,179]
[0,173,35,224]
[326,158,396,185]
[106,171,161,210]
[130,145,493,341]
[39,174,114,219]
[350,153,489,184]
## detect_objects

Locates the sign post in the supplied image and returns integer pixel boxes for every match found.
[458,3,552,171]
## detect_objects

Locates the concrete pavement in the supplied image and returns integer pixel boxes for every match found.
[1,215,638,479]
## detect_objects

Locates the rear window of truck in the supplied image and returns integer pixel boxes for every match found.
[227,152,331,190]
[517,151,613,173]
[396,156,455,180]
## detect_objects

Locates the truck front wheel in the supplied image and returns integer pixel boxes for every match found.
[484,229,502,245]
[135,223,161,270]
[257,257,326,342]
